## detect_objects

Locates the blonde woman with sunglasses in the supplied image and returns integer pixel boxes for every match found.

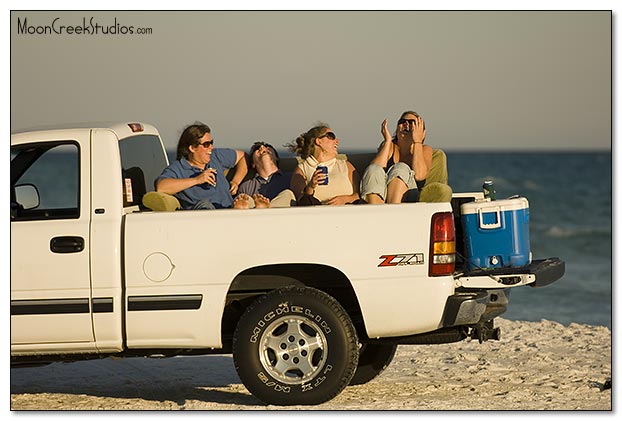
[287,123,360,206]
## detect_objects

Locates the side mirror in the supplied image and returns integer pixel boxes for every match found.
[15,183,40,210]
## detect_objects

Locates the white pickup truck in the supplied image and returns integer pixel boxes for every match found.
[10,122,564,405]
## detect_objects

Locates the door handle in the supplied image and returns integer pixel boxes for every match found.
[50,236,85,253]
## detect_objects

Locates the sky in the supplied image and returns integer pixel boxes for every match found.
[8,6,614,153]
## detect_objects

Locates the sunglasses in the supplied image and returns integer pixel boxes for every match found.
[319,131,336,140]
[398,119,418,125]
[197,140,214,148]
[250,141,275,154]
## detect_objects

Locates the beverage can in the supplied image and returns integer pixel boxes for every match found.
[483,180,496,200]
[317,166,329,185]
[205,165,216,187]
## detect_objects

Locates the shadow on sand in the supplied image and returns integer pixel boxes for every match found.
[11,354,265,407]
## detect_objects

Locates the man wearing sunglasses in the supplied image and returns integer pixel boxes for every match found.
[233,141,295,208]
[155,122,248,210]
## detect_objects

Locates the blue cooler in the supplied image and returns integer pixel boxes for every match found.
[460,197,531,270]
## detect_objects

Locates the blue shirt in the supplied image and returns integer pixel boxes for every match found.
[237,170,292,200]
[156,148,237,209]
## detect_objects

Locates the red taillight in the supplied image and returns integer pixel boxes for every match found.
[429,212,456,276]
[128,123,144,133]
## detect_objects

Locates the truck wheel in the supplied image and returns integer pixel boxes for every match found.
[349,343,397,385]
[233,286,359,406]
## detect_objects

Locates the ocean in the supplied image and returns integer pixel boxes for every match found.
[445,151,612,328]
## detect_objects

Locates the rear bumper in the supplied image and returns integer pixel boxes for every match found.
[454,257,565,289]
[526,257,566,288]
[443,257,565,327]
[442,289,510,327]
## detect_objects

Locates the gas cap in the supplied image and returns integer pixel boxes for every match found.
[143,252,175,282]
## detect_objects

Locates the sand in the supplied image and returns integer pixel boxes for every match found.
[10,318,612,412]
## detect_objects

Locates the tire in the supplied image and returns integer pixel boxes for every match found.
[232,286,359,405]
[349,343,397,386]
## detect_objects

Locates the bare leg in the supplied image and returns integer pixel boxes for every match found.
[252,194,271,209]
[364,193,385,204]
[386,178,409,204]
[233,194,251,209]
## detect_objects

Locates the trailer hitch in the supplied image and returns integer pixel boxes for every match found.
[470,320,501,343]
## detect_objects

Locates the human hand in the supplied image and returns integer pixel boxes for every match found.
[324,195,350,206]
[229,180,239,195]
[309,168,328,189]
[197,168,217,187]
[407,115,426,145]
[381,119,392,142]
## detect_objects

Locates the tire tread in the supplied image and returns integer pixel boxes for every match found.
[232,286,359,405]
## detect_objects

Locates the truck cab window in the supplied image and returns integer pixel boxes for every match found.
[119,135,168,193]
[10,142,80,220]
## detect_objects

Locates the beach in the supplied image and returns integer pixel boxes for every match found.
[10,318,612,411]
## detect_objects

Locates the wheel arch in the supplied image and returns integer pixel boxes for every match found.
[221,264,367,348]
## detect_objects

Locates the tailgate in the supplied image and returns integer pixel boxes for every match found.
[454,257,565,289]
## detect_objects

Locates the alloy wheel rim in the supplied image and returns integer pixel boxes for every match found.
[259,315,328,385]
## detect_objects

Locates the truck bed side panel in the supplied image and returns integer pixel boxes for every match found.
[123,203,455,348]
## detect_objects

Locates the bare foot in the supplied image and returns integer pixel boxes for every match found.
[233,194,251,209]
[252,194,271,209]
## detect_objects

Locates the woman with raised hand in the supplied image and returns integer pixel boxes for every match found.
[360,111,451,204]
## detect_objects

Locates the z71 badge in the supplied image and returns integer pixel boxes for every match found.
[378,253,425,267]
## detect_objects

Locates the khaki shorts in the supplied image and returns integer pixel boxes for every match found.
[245,189,296,208]
[360,162,418,202]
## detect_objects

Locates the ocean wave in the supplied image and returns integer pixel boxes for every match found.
[522,180,542,191]
[460,177,544,195]
[544,225,611,238]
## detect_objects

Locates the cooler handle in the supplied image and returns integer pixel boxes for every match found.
[478,208,502,230]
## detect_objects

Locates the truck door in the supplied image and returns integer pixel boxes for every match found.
[11,137,94,347]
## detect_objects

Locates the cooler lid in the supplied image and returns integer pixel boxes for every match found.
[460,197,529,215]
